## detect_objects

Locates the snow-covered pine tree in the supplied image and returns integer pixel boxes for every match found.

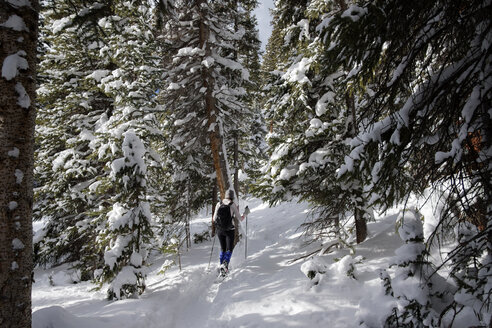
[35,1,116,276]
[232,0,267,196]
[256,0,316,204]
[0,1,38,326]
[439,221,492,326]
[378,210,454,328]
[101,131,153,300]
[86,0,164,299]
[36,0,165,291]
[256,0,372,244]
[322,0,491,323]
[160,0,254,220]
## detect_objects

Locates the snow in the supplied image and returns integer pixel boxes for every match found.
[9,201,18,210]
[104,235,132,269]
[31,197,481,327]
[107,203,132,231]
[110,266,138,300]
[0,15,28,31]
[12,238,24,250]
[15,82,31,108]
[201,56,215,68]
[8,147,19,157]
[14,169,23,184]
[2,51,28,80]
[52,17,71,33]
[315,91,335,116]
[341,5,368,22]
[282,57,311,84]
[6,0,31,7]
[130,252,143,267]
[111,130,147,176]
[88,70,110,82]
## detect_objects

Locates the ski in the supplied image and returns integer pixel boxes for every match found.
[214,266,230,283]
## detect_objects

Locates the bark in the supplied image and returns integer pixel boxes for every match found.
[345,92,367,244]
[233,134,239,199]
[233,136,240,245]
[0,1,38,327]
[198,0,228,199]
[185,181,191,249]
[211,182,218,236]
[335,0,348,11]
[355,208,368,244]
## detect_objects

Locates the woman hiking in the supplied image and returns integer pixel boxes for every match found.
[212,189,244,276]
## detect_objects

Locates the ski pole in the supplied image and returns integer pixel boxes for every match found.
[245,215,248,259]
[208,234,216,270]
[243,206,250,259]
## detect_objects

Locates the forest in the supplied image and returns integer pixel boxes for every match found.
[0,0,491,327]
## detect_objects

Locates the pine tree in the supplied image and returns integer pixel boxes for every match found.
[100,131,154,300]
[85,0,164,299]
[0,0,38,326]
[321,0,492,323]
[231,0,264,198]
[378,210,453,327]
[35,1,116,275]
[35,0,166,294]
[160,0,257,233]
[256,0,371,244]
[162,0,254,197]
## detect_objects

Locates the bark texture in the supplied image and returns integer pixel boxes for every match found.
[0,1,38,327]
[198,1,229,199]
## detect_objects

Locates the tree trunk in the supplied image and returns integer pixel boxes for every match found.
[185,181,191,249]
[233,134,239,199]
[198,0,228,199]
[211,182,218,236]
[335,0,348,11]
[233,135,240,245]
[355,208,368,244]
[345,92,367,244]
[0,2,38,327]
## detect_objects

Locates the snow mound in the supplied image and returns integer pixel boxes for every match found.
[33,306,103,328]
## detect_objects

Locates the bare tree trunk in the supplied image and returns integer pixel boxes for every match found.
[0,1,38,327]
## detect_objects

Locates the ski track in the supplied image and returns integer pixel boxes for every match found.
[32,199,404,328]
[150,199,358,328]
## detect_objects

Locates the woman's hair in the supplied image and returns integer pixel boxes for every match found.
[226,189,235,200]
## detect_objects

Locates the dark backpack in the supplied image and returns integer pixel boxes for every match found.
[215,202,233,231]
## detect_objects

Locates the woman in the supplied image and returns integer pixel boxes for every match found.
[212,189,244,276]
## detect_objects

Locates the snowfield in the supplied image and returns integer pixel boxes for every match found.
[32,198,428,328]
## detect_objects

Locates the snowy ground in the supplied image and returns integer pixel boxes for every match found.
[32,198,413,328]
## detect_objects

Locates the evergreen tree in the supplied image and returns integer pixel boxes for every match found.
[232,0,264,197]
[160,0,257,219]
[0,1,38,326]
[256,0,371,244]
[85,0,164,299]
[377,210,454,327]
[101,131,154,300]
[35,0,114,276]
[321,0,492,323]
[35,0,165,296]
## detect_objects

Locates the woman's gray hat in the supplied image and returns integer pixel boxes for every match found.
[226,189,235,200]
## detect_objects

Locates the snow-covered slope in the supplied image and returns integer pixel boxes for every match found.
[32,198,406,328]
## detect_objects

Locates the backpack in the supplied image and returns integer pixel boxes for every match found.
[215,202,233,231]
